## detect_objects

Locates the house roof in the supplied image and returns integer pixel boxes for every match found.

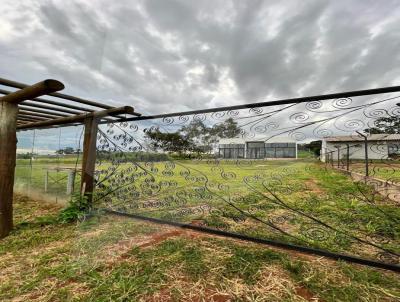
[324,134,400,142]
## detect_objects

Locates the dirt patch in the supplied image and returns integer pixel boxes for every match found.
[139,230,183,249]
[146,288,173,302]
[13,193,62,219]
[100,226,185,267]
[295,285,323,302]
[304,179,324,194]
[191,289,231,302]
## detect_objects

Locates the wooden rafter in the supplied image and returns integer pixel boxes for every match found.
[0,76,141,239]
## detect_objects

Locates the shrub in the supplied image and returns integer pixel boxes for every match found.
[58,193,90,223]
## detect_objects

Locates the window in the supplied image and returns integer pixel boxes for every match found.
[218,143,245,159]
[219,141,297,158]
[264,142,296,158]
[246,142,265,159]
[388,142,400,156]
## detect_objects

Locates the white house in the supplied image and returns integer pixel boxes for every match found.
[218,137,297,159]
[321,134,400,162]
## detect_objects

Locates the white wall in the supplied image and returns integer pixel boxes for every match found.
[321,141,389,162]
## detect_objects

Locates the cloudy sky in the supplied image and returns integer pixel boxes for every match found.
[1,0,400,116]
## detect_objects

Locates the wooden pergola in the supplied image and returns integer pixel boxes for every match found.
[0,77,140,238]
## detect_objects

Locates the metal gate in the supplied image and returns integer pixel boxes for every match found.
[93,87,400,271]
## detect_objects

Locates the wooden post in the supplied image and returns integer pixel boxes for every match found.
[0,79,64,239]
[0,102,18,238]
[66,170,75,195]
[80,117,98,203]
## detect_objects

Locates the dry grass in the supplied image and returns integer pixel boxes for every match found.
[0,195,399,302]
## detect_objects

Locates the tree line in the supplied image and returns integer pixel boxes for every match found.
[144,118,241,155]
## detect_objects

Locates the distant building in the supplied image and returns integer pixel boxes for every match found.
[321,134,400,162]
[218,137,297,159]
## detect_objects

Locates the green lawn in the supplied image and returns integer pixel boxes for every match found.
[14,157,400,264]
[93,158,400,263]
[0,195,399,301]
[15,156,81,201]
[297,150,316,159]
[351,162,400,183]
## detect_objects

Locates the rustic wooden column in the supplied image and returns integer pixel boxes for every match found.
[0,79,64,238]
[80,117,99,203]
[0,102,18,238]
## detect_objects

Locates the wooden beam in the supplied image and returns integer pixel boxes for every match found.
[0,78,112,109]
[21,101,85,115]
[80,117,99,203]
[22,99,95,112]
[0,89,98,113]
[17,106,136,130]
[18,113,50,121]
[18,110,65,119]
[0,80,64,104]
[0,80,136,121]
[0,102,18,238]
[18,106,70,117]
[18,116,45,122]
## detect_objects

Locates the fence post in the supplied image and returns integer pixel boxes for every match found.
[356,131,369,177]
[44,170,49,193]
[335,146,340,168]
[81,116,99,203]
[66,170,75,195]
[364,138,369,177]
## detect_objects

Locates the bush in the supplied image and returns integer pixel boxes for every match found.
[58,193,91,223]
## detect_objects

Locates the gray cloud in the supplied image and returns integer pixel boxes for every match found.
[1,0,400,116]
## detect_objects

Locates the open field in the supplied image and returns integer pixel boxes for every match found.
[95,158,400,263]
[14,157,400,264]
[15,156,81,201]
[0,194,399,301]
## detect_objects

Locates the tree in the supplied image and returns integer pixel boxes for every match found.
[300,140,322,156]
[55,147,75,155]
[210,118,241,139]
[181,119,208,140]
[144,117,241,155]
[365,115,400,134]
[17,152,36,159]
[144,128,198,154]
